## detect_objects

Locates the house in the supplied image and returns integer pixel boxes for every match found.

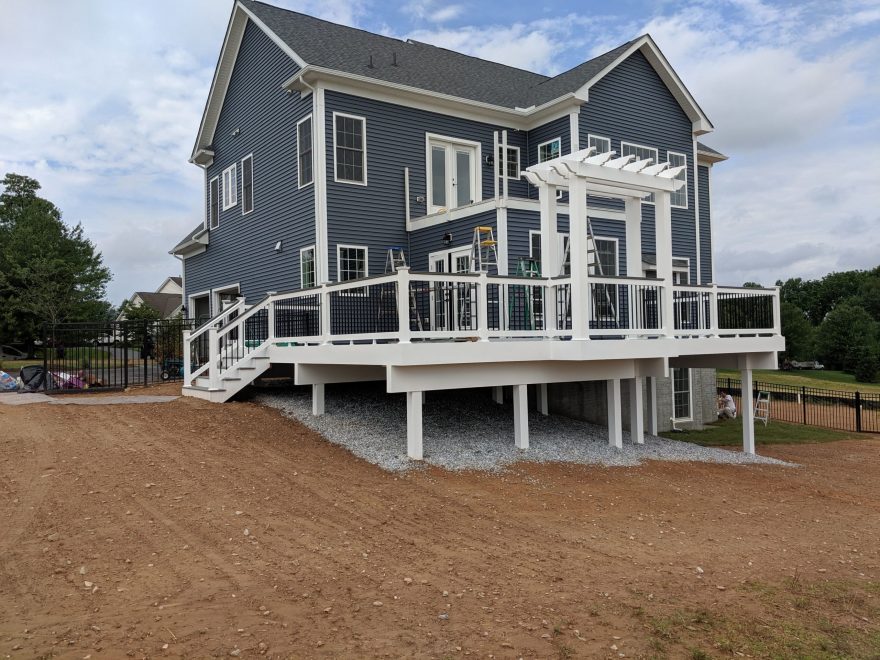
[117,276,183,320]
[171,0,783,457]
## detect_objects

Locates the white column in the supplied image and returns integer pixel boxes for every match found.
[396,267,412,343]
[513,384,529,449]
[312,383,325,416]
[492,386,503,405]
[538,183,559,276]
[407,391,423,460]
[628,378,645,444]
[645,376,658,436]
[654,190,675,336]
[568,176,590,340]
[537,383,549,416]
[740,368,755,454]
[624,197,643,277]
[607,378,623,449]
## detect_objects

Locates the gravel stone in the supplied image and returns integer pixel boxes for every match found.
[256,385,794,473]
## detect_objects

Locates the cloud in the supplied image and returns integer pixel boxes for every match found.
[402,1,464,23]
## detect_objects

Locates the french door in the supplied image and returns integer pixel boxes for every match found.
[428,138,479,214]
[428,247,473,331]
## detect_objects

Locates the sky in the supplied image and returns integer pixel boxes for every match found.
[1,0,879,305]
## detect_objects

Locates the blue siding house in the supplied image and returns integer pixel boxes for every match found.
[173,0,782,457]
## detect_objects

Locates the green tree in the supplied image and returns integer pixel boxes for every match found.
[0,173,111,349]
[779,302,814,361]
[815,301,879,372]
[853,349,879,383]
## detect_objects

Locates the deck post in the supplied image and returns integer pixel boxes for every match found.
[537,383,549,416]
[645,376,658,436]
[628,377,645,444]
[492,386,503,404]
[266,295,276,343]
[182,330,192,387]
[513,384,529,449]
[396,267,412,343]
[407,391,423,460]
[320,283,331,344]
[607,378,623,449]
[740,367,755,454]
[208,326,220,390]
[477,271,490,341]
[312,383,325,416]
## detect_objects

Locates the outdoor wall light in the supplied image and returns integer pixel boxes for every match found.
[443,233,453,247]
[485,154,494,165]
[274,240,283,252]
[231,128,241,137]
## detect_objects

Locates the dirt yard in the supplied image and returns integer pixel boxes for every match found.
[2,384,879,659]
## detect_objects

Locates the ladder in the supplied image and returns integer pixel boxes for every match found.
[754,391,771,426]
[469,226,498,273]
[510,257,541,330]
[380,247,423,331]
[558,218,617,327]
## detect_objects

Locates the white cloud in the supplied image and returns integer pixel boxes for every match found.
[402,1,464,23]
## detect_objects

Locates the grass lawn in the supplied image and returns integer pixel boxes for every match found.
[661,417,859,446]
[717,368,880,394]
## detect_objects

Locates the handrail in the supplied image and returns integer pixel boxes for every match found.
[188,297,245,342]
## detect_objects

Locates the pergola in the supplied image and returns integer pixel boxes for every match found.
[522,147,686,340]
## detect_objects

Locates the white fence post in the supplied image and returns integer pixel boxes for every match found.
[478,272,490,341]
[182,329,192,386]
[396,267,412,344]
[320,283,331,344]
[266,295,276,343]
[208,326,220,390]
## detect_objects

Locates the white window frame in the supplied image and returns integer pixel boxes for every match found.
[528,230,541,261]
[208,176,220,229]
[300,245,316,289]
[591,236,619,276]
[332,112,367,186]
[587,134,611,154]
[672,367,693,422]
[537,137,561,163]
[187,289,211,322]
[498,145,520,179]
[222,164,237,210]
[667,151,688,209]
[211,282,241,317]
[425,132,482,215]
[241,154,254,215]
[336,244,369,295]
[620,142,658,204]
[297,114,313,189]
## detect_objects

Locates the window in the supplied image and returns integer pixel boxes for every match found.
[591,237,618,321]
[498,145,520,179]
[621,142,658,202]
[538,137,561,163]
[587,134,611,154]
[300,246,316,288]
[208,176,219,229]
[297,115,313,188]
[426,134,480,214]
[337,245,367,282]
[672,368,692,420]
[222,164,237,209]
[667,151,688,208]
[334,113,366,184]
[529,231,541,267]
[673,258,692,328]
[241,155,254,214]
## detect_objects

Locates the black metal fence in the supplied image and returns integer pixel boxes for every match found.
[34,319,196,393]
[718,377,880,433]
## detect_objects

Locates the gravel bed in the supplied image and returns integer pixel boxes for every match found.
[255,385,794,473]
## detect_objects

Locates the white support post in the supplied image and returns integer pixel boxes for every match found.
[538,383,549,416]
[607,378,623,449]
[182,330,192,386]
[407,391,423,460]
[492,386,504,405]
[396,267,412,343]
[404,167,411,227]
[538,182,559,277]
[478,271,489,341]
[267,298,276,343]
[741,367,755,454]
[645,376,658,436]
[708,284,718,336]
[208,326,220,390]
[312,383,325,416]
[773,286,782,336]
[513,384,529,449]
[628,377,644,444]
[493,131,499,201]
[320,283,331,344]
[655,191,675,337]
[568,177,590,340]
[624,197,642,278]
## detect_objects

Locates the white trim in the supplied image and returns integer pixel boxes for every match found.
[620,141,658,204]
[569,111,580,152]
[671,367,693,422]
[209,176,220,229]
[300,245,316,289]
[587,134,611,154]
[187,288,211,321]
[332,111,368,185]
[497,144,520,180]
[336,244,369,283]
[528,229,542,261]
[425,132,483,214]
[705,162,715,283]
[296,114,314,189]
[692,138,701,283]
[222,163,237,210]
[241,153,254,215]
[667,151,688,209]
[211,282,241,317]
[537,137,562,163]
[592,235,619,276]
[202,168,208,230]
[235,1,307,68]
[314,85,329,283]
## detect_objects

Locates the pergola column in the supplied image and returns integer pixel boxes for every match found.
[624,197,643,277]
[655,190,676,336]
[568,176,590,340]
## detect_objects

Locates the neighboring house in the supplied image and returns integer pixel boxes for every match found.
[117,277,183,320]
[172,1,783,455]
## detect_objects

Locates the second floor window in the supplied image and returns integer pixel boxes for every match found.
[621,142,658,202]
[300,246,315,288]
[587,134,611,154]
[208,177,219,229]
[667,151,688,208]
[241,155,254,214]
[298,116,313,187]
[498,145,520,178]
[538,137,561,163]
[334,113,366,184]
[222,163,237,209]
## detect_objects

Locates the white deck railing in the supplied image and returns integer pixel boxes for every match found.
[182,269,780,389]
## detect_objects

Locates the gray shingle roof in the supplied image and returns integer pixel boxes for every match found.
[242,0,638,109]
[696,141,728,161]
[171,223,206,253]
[135,292,182,318]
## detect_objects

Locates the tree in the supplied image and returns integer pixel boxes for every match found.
[815,301,879,372]
[779,302,814,361]
[853,349,879,384]
[0,174,111,348]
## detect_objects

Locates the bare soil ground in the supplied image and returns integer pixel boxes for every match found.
[1,384,879,659]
